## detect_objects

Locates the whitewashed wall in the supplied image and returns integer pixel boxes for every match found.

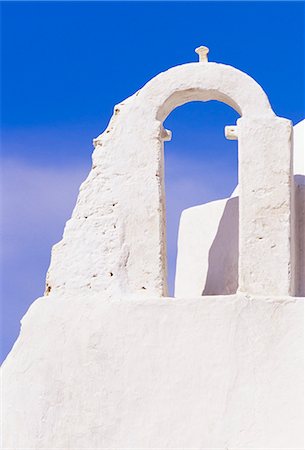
[1,59,303,449]
[2,292,303,448]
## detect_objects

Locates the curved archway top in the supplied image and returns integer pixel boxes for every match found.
[136,62,275,121]
[47,51,293,300]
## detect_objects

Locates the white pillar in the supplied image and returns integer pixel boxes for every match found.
[238,116,294,296]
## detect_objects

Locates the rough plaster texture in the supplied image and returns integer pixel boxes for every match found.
[238,117,294,295]
[1,58,303,448]
[45,61,293,298]
[2,293,304,449]
[175,120,305,297]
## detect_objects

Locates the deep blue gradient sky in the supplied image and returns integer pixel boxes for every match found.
[1,1,304,362]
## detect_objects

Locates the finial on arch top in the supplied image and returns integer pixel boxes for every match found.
[195,45,209,63]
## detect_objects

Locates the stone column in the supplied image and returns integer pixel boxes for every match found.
[237,116,295,296]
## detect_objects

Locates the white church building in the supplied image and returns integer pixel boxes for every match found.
[2,47,305,449]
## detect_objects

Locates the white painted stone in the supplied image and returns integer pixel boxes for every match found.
[195,45,209,62]
[175,120,304,297]
[2,293,304,448]
[45,60,293,299]
[1,55,303,449]
[231,119,304,196]
[225,124,238,140]
[238,116,294,295]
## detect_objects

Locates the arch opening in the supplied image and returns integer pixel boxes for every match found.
[162,100,239,296]
[157,88,242,123]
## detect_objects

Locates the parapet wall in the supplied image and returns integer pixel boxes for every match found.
[2,293,304,448]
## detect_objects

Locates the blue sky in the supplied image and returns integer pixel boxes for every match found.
[1,1,304,362]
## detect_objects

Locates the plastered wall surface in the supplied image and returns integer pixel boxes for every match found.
[2,293,304,449]
[1,54,303,449]
[44,61,294,299]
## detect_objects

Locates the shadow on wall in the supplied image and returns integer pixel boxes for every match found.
[201,174,304,296]
[202,196,239,295]
[295,175,305,297]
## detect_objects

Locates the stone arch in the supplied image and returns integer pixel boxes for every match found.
[46,59,294,299]
[144,63,275,121]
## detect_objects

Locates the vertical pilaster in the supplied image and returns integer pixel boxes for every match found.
[238,117,294,296]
